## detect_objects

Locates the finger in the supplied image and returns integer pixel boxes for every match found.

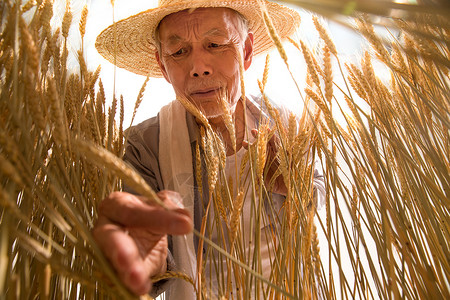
[243,128,259,150]
[155,190,185,209]
[99,192,193,235]
[93,216,152,295]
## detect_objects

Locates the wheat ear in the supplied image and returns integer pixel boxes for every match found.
[73,139,165,208]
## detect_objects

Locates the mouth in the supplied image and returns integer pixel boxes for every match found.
[190,87,221,98]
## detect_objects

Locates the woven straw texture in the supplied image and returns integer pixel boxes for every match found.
[95,0,301,77]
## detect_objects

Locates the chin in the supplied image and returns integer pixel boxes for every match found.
[198,103,223,119]
[205,111,224,120]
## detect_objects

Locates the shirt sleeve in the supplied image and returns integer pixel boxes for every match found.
[122,116,163,193]
[121,116,177,297]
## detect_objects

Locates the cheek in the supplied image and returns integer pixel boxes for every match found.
[164,62,187,88]
[227,64,242,95]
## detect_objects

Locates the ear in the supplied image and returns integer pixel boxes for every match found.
[155,51,171,83]
[243,32,254,71]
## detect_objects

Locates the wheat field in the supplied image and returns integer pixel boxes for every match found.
[0,0,449,299]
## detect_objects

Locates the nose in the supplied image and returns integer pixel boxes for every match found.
[190,48,212,78]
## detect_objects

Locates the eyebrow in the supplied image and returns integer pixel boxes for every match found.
[204,28,228,38]
[165,27,229,44]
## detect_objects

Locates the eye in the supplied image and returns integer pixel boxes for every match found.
[171,48,186,57]
[209,43,221,48]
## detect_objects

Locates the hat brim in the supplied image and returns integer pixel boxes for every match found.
[95,0,301,77]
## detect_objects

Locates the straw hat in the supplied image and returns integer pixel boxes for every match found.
[96,0,301,77]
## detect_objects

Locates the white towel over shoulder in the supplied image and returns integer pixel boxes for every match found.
[159,99,196,300]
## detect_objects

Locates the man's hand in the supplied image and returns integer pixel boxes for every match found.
[92,190,193,296]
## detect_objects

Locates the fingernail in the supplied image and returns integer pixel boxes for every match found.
[172,197,184,208]
[171,217,191,233]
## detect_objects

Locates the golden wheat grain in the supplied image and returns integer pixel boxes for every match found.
[0,132,19,168]
[361,51,376,94]
[345,63,369,101]
[261,9,289,65]
[96,79,106,140]
[61,2,72,39]
[287,36,301,52]
[256,123,269,180]
[74,139,165,208]
[79,4,88,38]
[322,45,333,105]
[257,81,287,147]
[391,43,410,78]
[85,66,101,101]
[152,270,196,291]
[215,185,228,222]
[107,97,117,150]
[229,189,245,250]
[311,223,321,278]
[40,38,52,77]
[215,131,227,168]
[0,154,23,186]
[39,0,53,41]
[375,77,392,113]
[277,148,291,193]
[25,75,47,132]
[19,20,39,75]
[118,95,124,152]
[84,99,99,143]
[407,23,447,67]
[52,28,62,83]
[342,95,358,123]
[1,5,15,48]
[64,74,76,120]
[261,54,270,92]
[356,17,390,64]
[239,150,249,183]
[177,95,210,130]
[21,0,37,13]
[124,75,146,126]
[287,112,297,149]
[319,119,332,140]
[195,143,203,201]
[257,80,275,116]
[204,131,220,192]
[292,133,308,164]
[313,16,337,57]
[302,209,314,281]
[403,33,422,80]
[199,126,207,153]
[60,45,69,81]
[219,92,236,153]
[443,122,450,161]
[77,49,88,79]
[227,175,234,203]
[304,88,328,119]
[48,77,68,148]
[300,41,321,90]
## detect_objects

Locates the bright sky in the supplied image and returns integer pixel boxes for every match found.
[60,0,368,128]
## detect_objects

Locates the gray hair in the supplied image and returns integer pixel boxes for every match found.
[153,8,249,53]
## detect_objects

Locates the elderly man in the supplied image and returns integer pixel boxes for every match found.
[94,0,303,298]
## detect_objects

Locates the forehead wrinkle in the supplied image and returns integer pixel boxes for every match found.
[163,19,202,45]
[160,9,241,41]
[162,27,234,50]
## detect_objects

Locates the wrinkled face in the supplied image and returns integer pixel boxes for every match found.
[156,8,253,119]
